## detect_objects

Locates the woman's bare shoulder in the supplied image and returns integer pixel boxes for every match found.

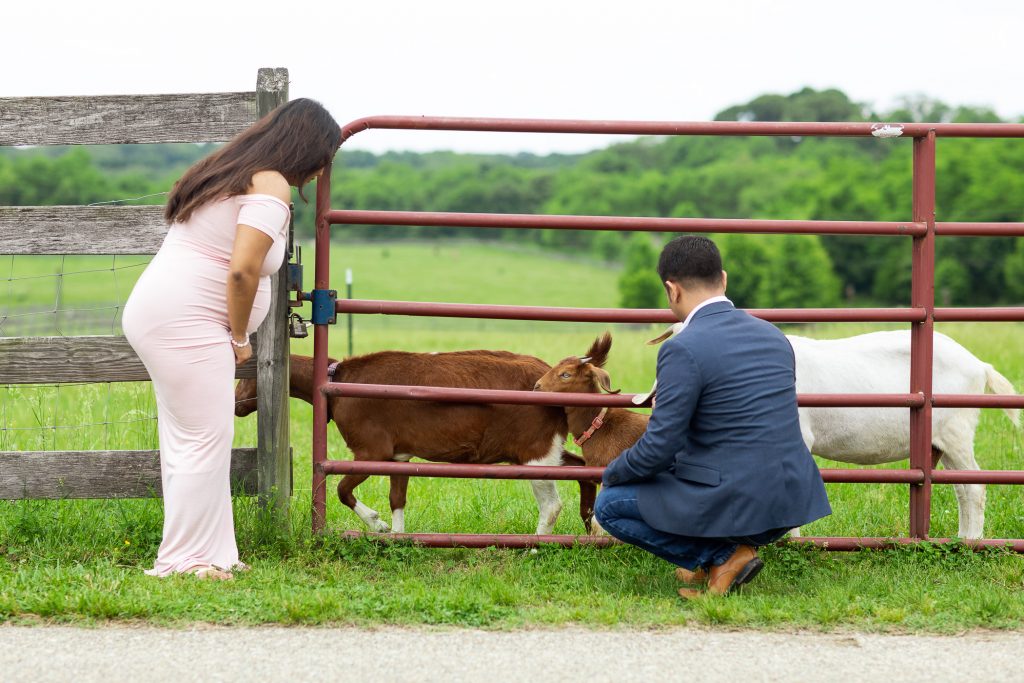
[247,171,291,203]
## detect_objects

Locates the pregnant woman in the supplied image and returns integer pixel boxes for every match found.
[123,99,340,579]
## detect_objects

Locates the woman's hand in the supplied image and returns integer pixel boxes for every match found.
[232,337,253,366]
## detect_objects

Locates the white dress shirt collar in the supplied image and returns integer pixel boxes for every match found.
[681,295,733,329]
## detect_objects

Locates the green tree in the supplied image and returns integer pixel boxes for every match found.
[3,148,114,205]
[716,233,771,308]
[715,87,864,123]
[762,235,841,308]
[618,234,664,308]
[872,246,912,304]
[887,95,953,123]
[592,232,624,262]
[935,259,971,306]
[1005,238,1024,302]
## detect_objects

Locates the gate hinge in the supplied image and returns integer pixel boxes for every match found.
[310,288,337,325]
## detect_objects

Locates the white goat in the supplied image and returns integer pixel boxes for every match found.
[645,326,1020,539]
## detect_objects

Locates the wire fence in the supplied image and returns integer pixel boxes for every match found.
[1,253,150,337]
[0,304,125,337]
[1,252,158,450]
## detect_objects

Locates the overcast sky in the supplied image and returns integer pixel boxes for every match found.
[4,0,1021,155]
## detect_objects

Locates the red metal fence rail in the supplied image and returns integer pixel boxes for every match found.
[308,116,1024,549]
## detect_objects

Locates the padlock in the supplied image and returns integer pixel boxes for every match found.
[289,313,309,339]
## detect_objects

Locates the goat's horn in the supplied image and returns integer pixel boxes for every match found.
[578,356,592,364]
[647,322,684,345]
[632,380,657,406]
[646,329,674,345]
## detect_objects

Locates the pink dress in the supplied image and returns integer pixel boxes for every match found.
[122,194,290,576]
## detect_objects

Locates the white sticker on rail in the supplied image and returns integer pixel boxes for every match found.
[871,123,904,138]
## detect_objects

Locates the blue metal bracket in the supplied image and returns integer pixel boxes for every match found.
[288,263,304,292]
[310,289,337,325]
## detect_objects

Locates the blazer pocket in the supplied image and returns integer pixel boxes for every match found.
[672,459,721,486]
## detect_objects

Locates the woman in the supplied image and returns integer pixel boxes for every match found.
[123,98,341,579]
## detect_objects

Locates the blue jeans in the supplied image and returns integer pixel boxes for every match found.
[594,483,788,570]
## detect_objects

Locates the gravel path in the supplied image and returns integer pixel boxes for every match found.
[2,625,1021,682]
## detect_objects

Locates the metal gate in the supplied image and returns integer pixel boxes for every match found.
[304,116,1024,550]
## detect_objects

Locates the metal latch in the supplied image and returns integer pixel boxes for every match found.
[288,244,304,292]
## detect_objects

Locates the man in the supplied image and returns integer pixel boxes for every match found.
[594,235,831,598]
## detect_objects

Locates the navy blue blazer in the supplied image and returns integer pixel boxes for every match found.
[602,301,831,537]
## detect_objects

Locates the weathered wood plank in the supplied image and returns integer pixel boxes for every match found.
[0,205,167,255]
[254,67,293,517]
[0,448,259,499]
[0,92,256,146]
[0,336,257,384]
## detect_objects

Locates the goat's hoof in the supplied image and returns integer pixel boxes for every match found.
[364,514,390,533]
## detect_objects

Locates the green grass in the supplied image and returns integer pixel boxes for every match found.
[2,241,1024,630]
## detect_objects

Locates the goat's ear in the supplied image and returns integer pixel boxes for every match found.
[591,367,620,394]
[584,332,612,368]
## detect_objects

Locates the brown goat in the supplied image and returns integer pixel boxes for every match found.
[534,333,650,530]
[236,352,594,535]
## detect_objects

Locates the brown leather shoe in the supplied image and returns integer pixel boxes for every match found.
[677,586,703,599]
[674,566,708,585]
[677,545,763,600]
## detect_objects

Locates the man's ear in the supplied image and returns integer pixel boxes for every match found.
[721,270,728,292]
[664,280,681,305]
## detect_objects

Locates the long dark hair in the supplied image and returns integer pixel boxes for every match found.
[164,98,341,223]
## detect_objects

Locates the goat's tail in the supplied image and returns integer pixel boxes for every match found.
[984,364,1021,428]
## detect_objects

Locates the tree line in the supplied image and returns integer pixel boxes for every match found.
[3,87,1022,308]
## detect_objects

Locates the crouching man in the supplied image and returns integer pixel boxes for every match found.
[595,236,831,598]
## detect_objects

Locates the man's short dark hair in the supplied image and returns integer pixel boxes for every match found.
[657,236,723,289]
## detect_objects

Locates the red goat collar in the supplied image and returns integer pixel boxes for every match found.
[573,407,608,447]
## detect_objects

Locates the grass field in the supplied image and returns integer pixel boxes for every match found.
[2,241,1023,630]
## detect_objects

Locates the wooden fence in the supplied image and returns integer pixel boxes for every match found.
[0,68,293,521]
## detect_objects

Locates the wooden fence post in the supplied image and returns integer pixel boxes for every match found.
[255,67,292,521]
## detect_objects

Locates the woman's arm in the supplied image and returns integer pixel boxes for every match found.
[227,171,291,365]
[227,227,273,364]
